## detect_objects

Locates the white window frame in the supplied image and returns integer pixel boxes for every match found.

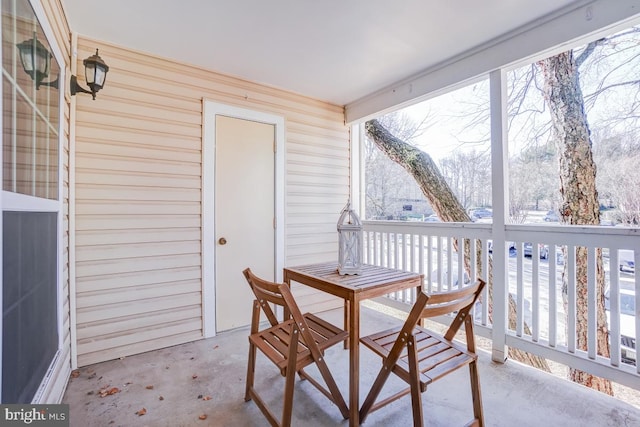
[0,0,66,403]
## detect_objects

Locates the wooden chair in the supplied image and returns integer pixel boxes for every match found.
[359,278,487,427]
[242,268,349,427]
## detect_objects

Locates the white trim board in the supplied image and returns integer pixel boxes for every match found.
[201,100,285,338]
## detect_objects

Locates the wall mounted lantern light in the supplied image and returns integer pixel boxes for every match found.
[17,35,109,100]
[70,49,109,100]
[16,35,58,89]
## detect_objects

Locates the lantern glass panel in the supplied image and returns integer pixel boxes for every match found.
[35,48,49,76]
[85,63,95,84]
[94,66,106,87]
[19,50,33,72]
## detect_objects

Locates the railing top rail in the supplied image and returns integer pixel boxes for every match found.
[363,220,492,238]
[364,220,640,249]
[506,224,640,249]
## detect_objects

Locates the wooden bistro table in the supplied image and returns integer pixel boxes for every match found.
[283,262,423,427]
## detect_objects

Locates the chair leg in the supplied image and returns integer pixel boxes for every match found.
[359,361,394,423]
[407,339,424,427]
[469,360,484,427]
[281,332,300,427]
[315,357,349,419]
[245,340,257,402]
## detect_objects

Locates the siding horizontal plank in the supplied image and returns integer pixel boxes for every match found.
[78,331,203,367]
[76,254,200,278]
[75,154,201,176]
[76,214,201,230]
[77,306,202,340]
[75,228,201,245]
[78,319,201,352]
[77,141,201,163]
[77,280,201,310]
[76,266,201,293]
[75,126,201,151]
[76,111,201,138]
[77,293,201,324]
[75,241,201,262]
[77,171,201,189]
[77,317,202,353]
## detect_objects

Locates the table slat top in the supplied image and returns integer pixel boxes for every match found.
[284,262,421,293]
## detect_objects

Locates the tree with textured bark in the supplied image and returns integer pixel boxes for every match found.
[365,119,551,371]
[538,49,612,394]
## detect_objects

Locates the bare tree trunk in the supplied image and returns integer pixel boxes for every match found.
[539,52,613,395]
[365,120,550,371]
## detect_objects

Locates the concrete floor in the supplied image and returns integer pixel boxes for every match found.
[63,306,640,426]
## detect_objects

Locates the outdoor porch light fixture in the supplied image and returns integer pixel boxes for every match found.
[337,201,363,275]
[16,34,58,89]
[70,49,109,100]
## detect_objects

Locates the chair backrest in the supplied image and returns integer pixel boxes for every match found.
[243,268,284,327]
[393,278,486,354]
[242,268,318,352]
[428,278,486,350]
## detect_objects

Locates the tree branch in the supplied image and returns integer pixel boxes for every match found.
[576,38,606,67]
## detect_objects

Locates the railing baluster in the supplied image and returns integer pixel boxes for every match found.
[457,235,465,289]
[426,235,433,292]
[587,246,597,360]
[437,236,443,293]
[549,244,558,348]
[446,236,453,291]
[567,245,577,354]
[516,241,524,337]
[388,232,394,268]
[635,249,640,376]
[532,242,539,342]
[609,247,620,367]
[481,239,490,326]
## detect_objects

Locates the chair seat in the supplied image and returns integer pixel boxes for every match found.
[250,313,349,373]
[361,325,477,392]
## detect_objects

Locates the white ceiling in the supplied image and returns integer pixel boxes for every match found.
[61,0,582,106]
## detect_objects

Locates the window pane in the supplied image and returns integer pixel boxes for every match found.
[2,0,60,199]
[13,88,34,194]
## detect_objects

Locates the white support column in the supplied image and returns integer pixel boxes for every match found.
[490,69,509,363]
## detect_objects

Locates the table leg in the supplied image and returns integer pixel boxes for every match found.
[348,297,360,427]
[344,300,350,349]
[282,272,291,320]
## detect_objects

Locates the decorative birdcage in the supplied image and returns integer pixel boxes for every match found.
[337,201,363,275]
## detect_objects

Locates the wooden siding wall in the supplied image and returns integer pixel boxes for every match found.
[41,0,72,402]
[73,37,349,366]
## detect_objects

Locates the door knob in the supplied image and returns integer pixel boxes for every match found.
[218,237,227,245]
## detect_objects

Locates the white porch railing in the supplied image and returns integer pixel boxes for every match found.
[363,220,640,390]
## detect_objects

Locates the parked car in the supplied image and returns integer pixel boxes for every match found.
[423,214,441,222]
[605,288,636,365]
[544,210,559,222]
[469,208,493,221]
[487,240,516,254]
[523,242,549,259]
[619,249,635,273]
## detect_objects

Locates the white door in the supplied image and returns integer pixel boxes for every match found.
[215,115,275,332]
